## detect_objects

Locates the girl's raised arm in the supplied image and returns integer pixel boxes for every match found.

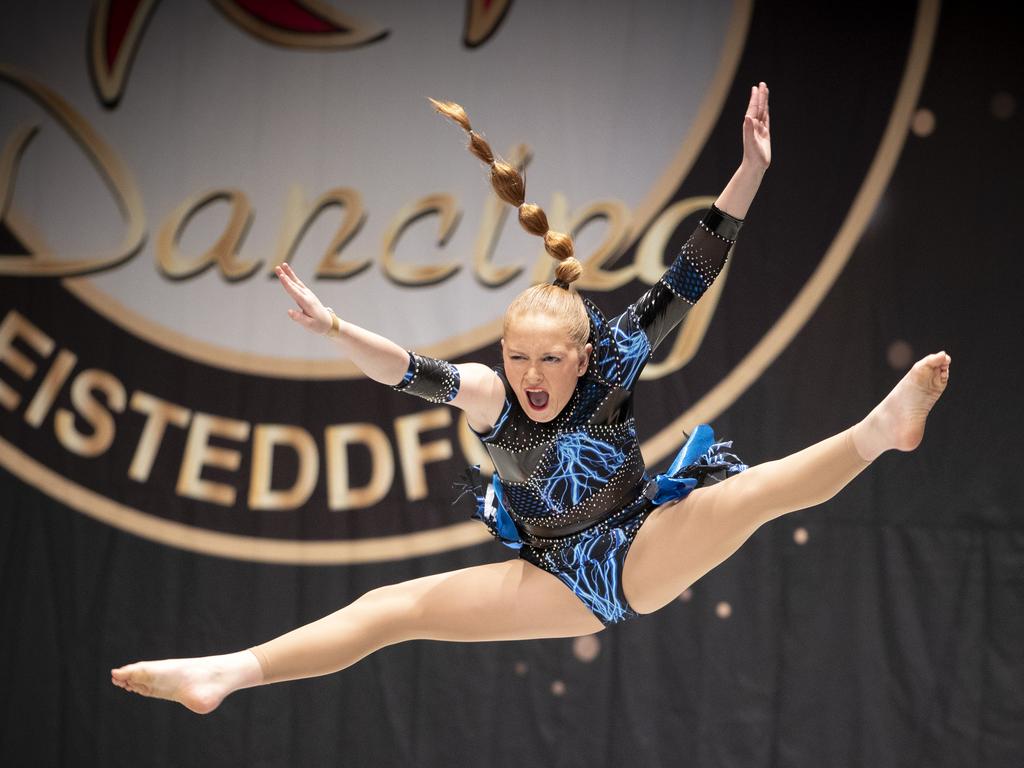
[618,82,771,354]
[275,263,505,430]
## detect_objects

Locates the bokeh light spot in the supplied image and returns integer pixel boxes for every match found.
[573,635,601,663]
[911,107,935,137]
[991,91,1016,120]
[887,339,914,370]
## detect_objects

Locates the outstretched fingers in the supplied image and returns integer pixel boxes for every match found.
[745,83,769,123]
[281,262,310,292]
[274,263,327,332]
[744,84,759,120]
[274,263,304,302]
[741,82,771,168]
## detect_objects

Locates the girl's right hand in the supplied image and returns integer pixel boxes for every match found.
[275,263,334,335]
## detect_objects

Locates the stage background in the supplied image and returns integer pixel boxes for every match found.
[1,1,1022,766]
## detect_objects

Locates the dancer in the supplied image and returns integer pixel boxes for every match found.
[111,83,950,714]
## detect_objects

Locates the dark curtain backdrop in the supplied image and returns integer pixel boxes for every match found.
[2,2,1022,767]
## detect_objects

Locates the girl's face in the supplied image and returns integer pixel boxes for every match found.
[502,313,591,422]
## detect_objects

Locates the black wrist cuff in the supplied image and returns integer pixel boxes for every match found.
[392,351,461,404]
[701,205,744,242]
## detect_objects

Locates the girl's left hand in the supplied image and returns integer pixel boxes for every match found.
[742,82,771,169]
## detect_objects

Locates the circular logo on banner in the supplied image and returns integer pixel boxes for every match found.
[0,0,937,563]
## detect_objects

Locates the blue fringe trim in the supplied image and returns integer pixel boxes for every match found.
[649,424,747,505]
[458,466,522,550]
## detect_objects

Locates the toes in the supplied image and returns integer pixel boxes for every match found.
[115,664,136,681]
[118,663,152,688]
[916,352,952,383]
[112,669,151,696]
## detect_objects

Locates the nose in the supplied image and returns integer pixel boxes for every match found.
[525,365,543,384]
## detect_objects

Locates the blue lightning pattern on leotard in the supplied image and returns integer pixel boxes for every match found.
[538,432,626,511]
[608,313,650,389]
[556,527,632,624]
[477,396,512,441]
[583,298,651,390]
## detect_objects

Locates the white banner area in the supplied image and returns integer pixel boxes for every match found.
[1,0,738,369]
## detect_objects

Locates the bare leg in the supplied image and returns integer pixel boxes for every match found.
[111,558,604,713]
[623,351,951,613]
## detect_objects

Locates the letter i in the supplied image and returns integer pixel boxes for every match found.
[24,349,77,427]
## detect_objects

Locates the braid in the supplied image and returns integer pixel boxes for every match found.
[428,98,582,286]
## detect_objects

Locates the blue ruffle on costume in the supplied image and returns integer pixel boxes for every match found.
[646,423,747,505]
[460,465,522,550]
[463,424,747,548]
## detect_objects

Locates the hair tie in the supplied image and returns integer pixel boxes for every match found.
[551,278,570,290]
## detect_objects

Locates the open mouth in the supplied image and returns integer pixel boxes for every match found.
[525,388,549,411]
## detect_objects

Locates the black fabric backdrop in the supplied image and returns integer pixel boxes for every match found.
[2,2,1023,767]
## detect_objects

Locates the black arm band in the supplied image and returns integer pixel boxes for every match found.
[700,204,744,242]
[391,351,461,403]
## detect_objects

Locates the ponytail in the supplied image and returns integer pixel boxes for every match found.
[428,98,582,287]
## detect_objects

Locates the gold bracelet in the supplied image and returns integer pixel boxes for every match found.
[325,307,341,338]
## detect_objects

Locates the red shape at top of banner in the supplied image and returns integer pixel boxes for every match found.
[228,0,343,34]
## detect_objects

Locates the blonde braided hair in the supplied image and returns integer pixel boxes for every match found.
[428,98,582,287]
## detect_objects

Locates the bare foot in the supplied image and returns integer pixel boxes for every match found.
[111,651,263,714]
[853,351,951,461]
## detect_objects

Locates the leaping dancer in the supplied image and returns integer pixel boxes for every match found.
[112,83,950,713]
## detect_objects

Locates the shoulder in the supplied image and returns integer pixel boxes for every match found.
[455,362,503,388]
[580,296,651,388]
[456,364,516,438]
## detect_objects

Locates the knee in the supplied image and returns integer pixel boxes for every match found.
[353,584,424,645]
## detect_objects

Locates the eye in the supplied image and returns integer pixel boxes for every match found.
[543,355,561,363]
[509,354,526,361]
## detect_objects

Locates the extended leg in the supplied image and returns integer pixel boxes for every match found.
[111,559,604,713]
[623,351,951,613]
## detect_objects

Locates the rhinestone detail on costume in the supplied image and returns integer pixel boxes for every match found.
[392,351,461,403]
[478,209,739,539]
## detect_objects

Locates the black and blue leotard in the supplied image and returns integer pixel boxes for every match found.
[396,205,748,625]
